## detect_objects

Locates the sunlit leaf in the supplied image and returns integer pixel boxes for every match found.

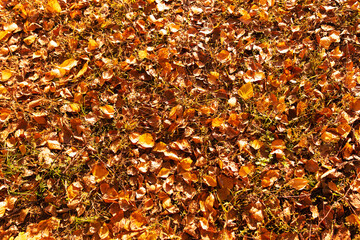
[47,140,62,150]
[47,0,62,13]
[239,163,255,178]
[138,50,147,59]
[216,50,231,63]
[0,201,6,217]
[238,82,254,100]
[203,175,217,187]
[319,37,332,49]
[23,35,36,45]
[212,117,224,128]
[88,39,99,51]
[91,162,109,182]
[288,178,308,190]
[179,158,193,171]
[138,133,155,148]
[321,131,340,143]
[158,168,171,178]
[76,62,88,78]
[1,69,12,81]
[100,105,115,118]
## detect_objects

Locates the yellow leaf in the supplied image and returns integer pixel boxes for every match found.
[88,39,99,51]
[138,133,155,148]
[1,69,12,81]
[212,117,224,128]
[69,103,80,112]
[59,58,78,71]
[48,0,62,13]
[138,50,147,59]
[288,178,308,190]
[76,62,88,78]
[0,31,10,42]
[250,139,263,150]
[238,82,254,100]
[23,35,36,45]
[92,162,109,182]
[0,84,7,94]
[179,158,193,171]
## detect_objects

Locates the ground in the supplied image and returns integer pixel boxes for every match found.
[1,0,360,239]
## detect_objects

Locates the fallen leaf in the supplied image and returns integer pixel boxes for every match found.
[100,105,115,118]
[138,133,155,148]
[1,69,12,81]
[203,175,217,187]
[47,140,62,150]
[288,178,308,190]
[48,0,62,13]
[238,82,254,100]
[92,162,109,182]
[216,50,231,63]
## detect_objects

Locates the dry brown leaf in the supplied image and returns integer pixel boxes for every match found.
[288,178,308,190]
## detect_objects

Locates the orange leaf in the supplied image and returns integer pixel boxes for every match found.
[321,131,340,143]
[203,175,217,187]
[19,144,26,155]
[48,0,62,13]
[88,39,99,51]
[346,214,360,226]
[138,133,155,148]
[0,201,6,217]
[47,140,62,150]
[100,105,115,118]
[91,162,109,182]
[238,82,254,100]
[288,178,308,190]
[157,168,171,178]
[319,37,332,49]
[179,158,193,171]
[216,50,231,63]
[212,118,224,128]
[271,139,285,150]
[239,163,255,178]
